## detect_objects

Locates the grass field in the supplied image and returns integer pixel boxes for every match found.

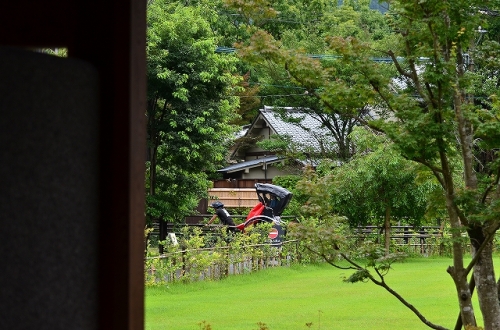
[145,257,489,330]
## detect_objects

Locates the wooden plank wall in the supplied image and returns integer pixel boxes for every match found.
[208,188,260,208]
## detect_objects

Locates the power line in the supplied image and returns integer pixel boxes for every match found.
[216,47,398,63]
[249,83,307,90]
[238,93,308,98]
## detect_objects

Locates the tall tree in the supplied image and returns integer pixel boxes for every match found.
[146,1,240,224]
[228,0,394,162]
[369,2,500,328]
[317,127,433,255]
[232,0,500,328]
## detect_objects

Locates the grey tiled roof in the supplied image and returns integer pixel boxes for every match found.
[218,155,282,173]
[260,106,335,152]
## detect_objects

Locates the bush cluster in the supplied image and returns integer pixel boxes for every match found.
[145,224,301,286]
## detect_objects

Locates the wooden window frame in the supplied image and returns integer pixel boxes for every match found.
[0,1,147,328]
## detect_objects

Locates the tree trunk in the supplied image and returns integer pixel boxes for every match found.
[384,205,391,256]
[452,83,500,328]
[445,193,477,328]
[440,150,477,327]
[497,275,500,309]
[470,227,500,330]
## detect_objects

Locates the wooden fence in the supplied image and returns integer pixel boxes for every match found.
[149,222,447,255]
[145,240,295,283]
[353,225,446,255]
[144,224,452,284]
[354,225,442,242]
[152,223,442,239]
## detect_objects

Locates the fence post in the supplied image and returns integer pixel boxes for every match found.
[420,228,427,254]
[181,249,186,280]
[225,246,230,278]
[296,240,301,264]
[158,220,166,254]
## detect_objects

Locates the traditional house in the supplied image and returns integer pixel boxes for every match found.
[206,105,335,209]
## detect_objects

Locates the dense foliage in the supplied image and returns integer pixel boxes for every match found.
[226,0,500,328]
[146,1,240,223]
[145,0,500,327]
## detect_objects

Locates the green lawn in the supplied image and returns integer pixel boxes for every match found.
[145,257,489,330]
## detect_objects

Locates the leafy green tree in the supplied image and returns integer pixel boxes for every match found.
[369,3,500,328]
[317,127,434,255]
[231,72,261,126]
[174,0,264,127]
[232,0,500,328]
[228,0,395,162]
[146,1,240,224]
